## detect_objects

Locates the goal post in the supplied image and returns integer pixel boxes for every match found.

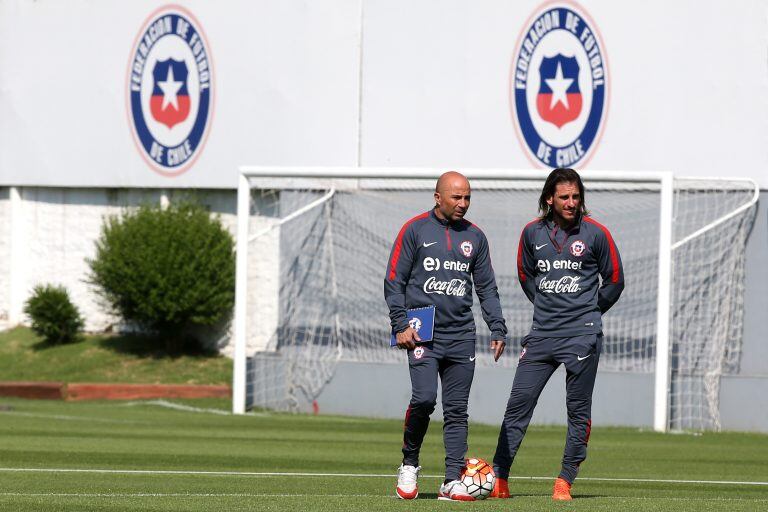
[232,172,250,415]
[232,167,758,432]
[654,171,673,432]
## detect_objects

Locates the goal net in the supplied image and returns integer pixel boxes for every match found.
[232,168,758,432]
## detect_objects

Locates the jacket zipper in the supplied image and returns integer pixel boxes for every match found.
[550,225,565,254]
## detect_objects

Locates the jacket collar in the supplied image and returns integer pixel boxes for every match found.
[430,207,450,226]
[544,214,582,234]
[429,207,469,228]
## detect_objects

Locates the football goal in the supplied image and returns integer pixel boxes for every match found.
[232,167,758,432]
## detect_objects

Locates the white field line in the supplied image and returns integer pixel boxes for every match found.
[0,468,765,487]
[121,400,234,416]
[0,411,148,425]
[0,493,380,498]
[0,493,765,503]
[124,400,271,417]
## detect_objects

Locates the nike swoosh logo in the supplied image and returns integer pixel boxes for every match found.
[577,354,591,361]
[423,242,437,248]
[535,243,548,250]
[469,356,476,361]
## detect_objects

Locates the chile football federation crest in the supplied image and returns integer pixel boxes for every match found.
[511,1,608,168]
[569,239,586,257]
[128,6,214,176]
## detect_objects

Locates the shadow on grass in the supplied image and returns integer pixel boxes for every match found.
[505,493,609,500]
[409,492,570,500]
[95,333,219,360]
[30,337,85,351]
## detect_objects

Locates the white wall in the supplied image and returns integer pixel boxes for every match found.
[0,186,285,358]
[0,188,232,330]
[1,1,767,187]
[0,0,362,188]
[360,0,768,183]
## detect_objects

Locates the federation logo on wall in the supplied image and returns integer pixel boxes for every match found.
[510,1,608,169]
[127,6,214,176]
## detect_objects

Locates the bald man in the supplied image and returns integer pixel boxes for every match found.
[385,172,508,501]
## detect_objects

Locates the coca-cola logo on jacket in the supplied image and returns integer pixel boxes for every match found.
[538,275,581,294]
[423,277,468,297]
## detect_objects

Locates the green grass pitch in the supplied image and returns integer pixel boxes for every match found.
[0,398,765,511]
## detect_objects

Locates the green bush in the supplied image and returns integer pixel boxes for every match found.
[24,284,84,345]
[88,201,235,352]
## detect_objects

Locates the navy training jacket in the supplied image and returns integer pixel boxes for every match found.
[517,215,624,338]
[384,209,507,342]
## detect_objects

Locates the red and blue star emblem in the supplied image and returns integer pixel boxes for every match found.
[537,55,582,129]
[150,59,191,129]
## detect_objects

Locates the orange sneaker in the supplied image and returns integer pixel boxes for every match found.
[490,477,510,498]
[552,477,572,501]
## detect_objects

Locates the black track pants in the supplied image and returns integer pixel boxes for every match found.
[493,334,601,484]
[401,338,475,481]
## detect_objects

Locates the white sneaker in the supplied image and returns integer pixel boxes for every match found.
[438,480,475,501]
[396,464,421,499]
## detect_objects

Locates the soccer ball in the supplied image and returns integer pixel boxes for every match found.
[460,457,495,499]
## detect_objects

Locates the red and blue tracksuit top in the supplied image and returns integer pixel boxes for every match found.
[517,215,624,337]
[384,208,507,342]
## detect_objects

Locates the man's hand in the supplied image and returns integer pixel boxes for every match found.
[490,339,506,362]
[396,327,422,350]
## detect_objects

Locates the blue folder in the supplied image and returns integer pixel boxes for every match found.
[390,305,435,346]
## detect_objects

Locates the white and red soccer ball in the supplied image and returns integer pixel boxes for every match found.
[460,457,495,499]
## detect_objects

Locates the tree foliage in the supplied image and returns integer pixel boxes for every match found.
[88,202,235,352]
